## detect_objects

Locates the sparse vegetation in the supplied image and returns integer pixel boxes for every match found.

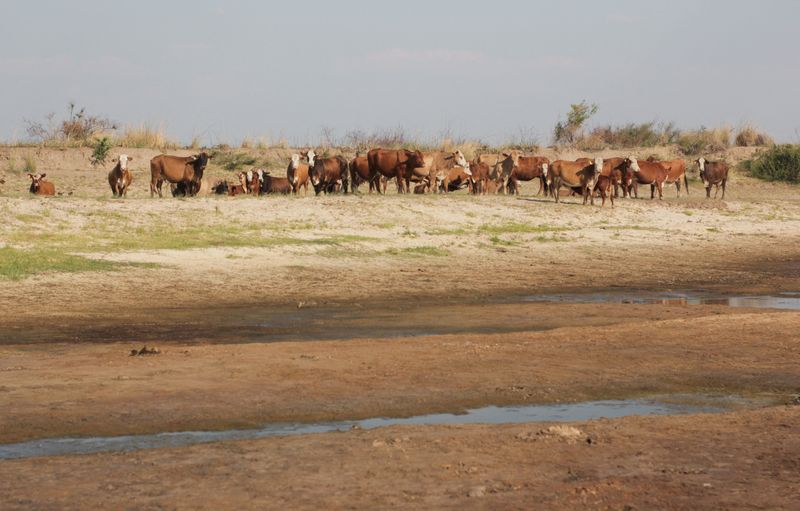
[553,101,598,145]
[25,102,116,146]
[0,246,154,280]
[478,222,569,235]
[677,127,731,155]
[22,154,37,174]
[577,122,681,150]
[212,150,259,172]
[384,246,449,257]
[91,137,113,167]
[735,125,775,147]
[744,145,800,183]
[115,123,178,149]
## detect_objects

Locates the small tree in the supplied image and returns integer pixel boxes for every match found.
[553,101,598,144]
[91,136,113,167]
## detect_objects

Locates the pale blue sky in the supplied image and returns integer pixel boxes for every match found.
[1,0,798,145]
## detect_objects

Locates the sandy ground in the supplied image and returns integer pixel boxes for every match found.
[2,146,800,509]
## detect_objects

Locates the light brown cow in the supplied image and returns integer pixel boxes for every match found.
[507,156,550,196]
[438,166,472,193]
[648,156,688,197]
[108,154,133,197]
[626,156,669,200]
[28,173,55,196]
[367,148,426,193]
[421,150,469,193]
[549,158,603,204]
[288,153,310,195]
[696,157,729,199]
[150,152,210,197]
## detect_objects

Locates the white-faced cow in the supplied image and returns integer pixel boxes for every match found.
[696,157,729,199]
[108,154,133,197]
[626,156,669,200]
[288,154,310,195]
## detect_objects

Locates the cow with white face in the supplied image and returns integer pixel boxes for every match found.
[108,154,134,197]
[625,155,669,200]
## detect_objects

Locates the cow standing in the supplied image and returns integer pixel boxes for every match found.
[549,158,603,204]
[696,158,729,199]
[150,152,211,197]
[367,148,426,193]
[648,157,689,197]
[626,157,669,200]
[288,154,310,195]
[349,154,381,194]
[507,156,550,196]
[108,154,133,197]
[308,151,349,194]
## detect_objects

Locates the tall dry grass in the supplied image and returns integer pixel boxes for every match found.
[735,124,775,147]
[677,126,731,155]
[115,123,178,149]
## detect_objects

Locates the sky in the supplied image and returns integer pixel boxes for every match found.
[1,0,799,145]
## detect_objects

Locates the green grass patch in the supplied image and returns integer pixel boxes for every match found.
[383,246,449,257]
[0,246,157,280]
[478,222,569,235]
[489,235,519,247]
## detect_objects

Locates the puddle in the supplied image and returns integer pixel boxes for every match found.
[0,395,757,460]
[524,290,800,310]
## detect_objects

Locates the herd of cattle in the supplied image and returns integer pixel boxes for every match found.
[23,148,731,204]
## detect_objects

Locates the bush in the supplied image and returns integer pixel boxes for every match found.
[578,121,680,149]
[553,101,598,144]
[677,127,731,155]
[746,145,800,183]
[91,136,113,167]
[735,125,774,147]
[212,150,258,171]
[25,102,116,146]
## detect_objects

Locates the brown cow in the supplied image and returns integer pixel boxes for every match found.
[648,156,688,197]
[507,156,550,196]
[307,150,349,194]
[367,148,426,193]
[549,158,603,204]
[227,182,246,196]
[626,156,668,200]
[593,174,615,207]
[261,171,293,194]
[422,150,469,193]
[150,152,210,197]
[249,169,262,196]
[438,166,472,193]
[108,154,133,197]
[468,159,491,195]
[696,157,729,199]
[288,153,311,195]
[349,154,377,194]
[28,173,55,196]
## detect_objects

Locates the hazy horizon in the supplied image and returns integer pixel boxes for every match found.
[2,0,799,146]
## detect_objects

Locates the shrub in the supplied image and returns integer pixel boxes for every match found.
[553,101,598,145]
[212,150,258,171]
[91,136,113,167]
[22,154,37,174]
[677,127,731,155]
[578,121,680,149]
[25,102,116,146]
[735,125,774,147]
[746,145,800,183]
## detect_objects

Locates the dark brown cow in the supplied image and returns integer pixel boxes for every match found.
[507,156,550,196]
[249,170,262,196]
[28,173,55,196]
[108,154,133,197]
[696,158,729,199]
[626,157,669,200]
[348,154,372,193]
[260,172,293,195]
[211,180,229,195]
[288,153,311,195]
[367,148,426,193]
[549,158,603,204]
[648,157,688,197]
[468,160,491,194]
[307,150,349,194]
[150,152,210,197]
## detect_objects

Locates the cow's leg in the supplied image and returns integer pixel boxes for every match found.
[157,179,164,198]
[675,180,681,198]
[721,179,727,200]
[553,179,560,203]
[650,183,655,200]
[713,184,719,199]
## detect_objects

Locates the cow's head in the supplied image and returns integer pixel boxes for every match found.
[593,157,604,174]
[28,173,47,193]
[115,154,132,171]
[501,150,521,167]
[309,160,323,187]
[290,153,301,170]
[301,149,317,167]
[452,150,468,168]
[405,149,426,170]
[541,163,550,183]
[237,172,248,189]
[696,157,706,173]
[626,156,641,173]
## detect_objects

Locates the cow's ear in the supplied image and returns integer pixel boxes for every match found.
[40,173,46,179]
[128,157,133,161]
[502,152,510,157]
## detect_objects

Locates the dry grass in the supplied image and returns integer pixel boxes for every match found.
[735,124,775,147]
[115,123,179,149]
[677,126,731,155]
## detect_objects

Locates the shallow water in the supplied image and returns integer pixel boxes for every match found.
[0,396,750,460]
[524,290,800,310]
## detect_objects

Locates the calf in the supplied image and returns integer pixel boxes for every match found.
[250,169,262,196]
[648,156,688,197]
[696,158,729,199]
[626,157,669,200]
[468,160,491,195]
[261,172,293,194]
[594,174,615,207]
[108,154,134,197]
[28,173,55,196]
[438,166,471,193]
[211,180,229,195]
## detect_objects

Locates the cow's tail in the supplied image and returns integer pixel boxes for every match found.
[683,172,689,195]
